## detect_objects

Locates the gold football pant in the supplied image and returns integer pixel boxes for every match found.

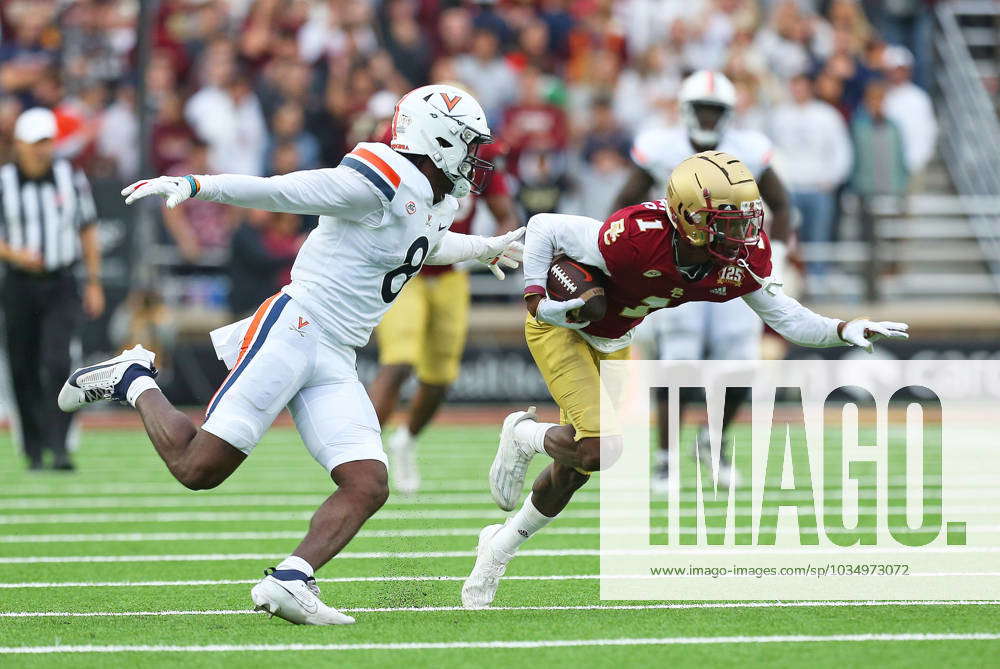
[524,315,630,440]
[376,270,470,386]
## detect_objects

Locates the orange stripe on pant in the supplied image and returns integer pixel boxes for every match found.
[204,293,280,417]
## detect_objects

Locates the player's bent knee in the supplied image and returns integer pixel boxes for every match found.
[549,462,591,491]
[176,464,225,491]
[353,479,389,514]
[578,435,623,472]
[577,438,602,473]
[332,460,390,513]
[174,431,245,490]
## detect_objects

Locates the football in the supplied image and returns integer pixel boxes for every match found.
[546,254,607,323]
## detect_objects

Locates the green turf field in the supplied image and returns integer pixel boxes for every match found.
[1,422,999,667]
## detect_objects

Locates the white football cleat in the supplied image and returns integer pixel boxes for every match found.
[461,524,513,609]
[58,345,157,413]
[251,568,355,626]
[489,406,538,511]
[694,426,739,489]
[388,428,420,494]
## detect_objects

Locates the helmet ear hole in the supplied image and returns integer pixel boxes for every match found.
[437,137,453,148]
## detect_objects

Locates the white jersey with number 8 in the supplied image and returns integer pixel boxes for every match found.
[197,141,459,347]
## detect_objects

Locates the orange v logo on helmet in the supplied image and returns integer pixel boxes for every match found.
[440,92,462,112]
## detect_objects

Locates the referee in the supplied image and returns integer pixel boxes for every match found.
[1,107,103,471]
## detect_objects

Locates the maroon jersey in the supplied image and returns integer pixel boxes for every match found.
[584,199,772,340]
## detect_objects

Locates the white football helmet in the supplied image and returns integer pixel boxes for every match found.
[679,70,737,148]
[389,84,493,198]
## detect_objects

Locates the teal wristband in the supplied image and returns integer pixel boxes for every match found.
[183,175,199,197]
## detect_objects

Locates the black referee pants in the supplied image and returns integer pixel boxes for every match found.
[1,269,80,465]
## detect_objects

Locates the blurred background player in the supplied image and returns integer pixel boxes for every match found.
[0,107,103,471]
[612,70,794,489]
[370,136,520,494]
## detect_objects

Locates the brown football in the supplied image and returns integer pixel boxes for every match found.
[546,254,607,323]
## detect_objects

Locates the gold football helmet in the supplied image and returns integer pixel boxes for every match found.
[665,151,764,263]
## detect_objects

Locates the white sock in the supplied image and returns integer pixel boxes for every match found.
[126,376,159,407]
[391,427,413,447]
[513,419,555,455]
[276,555,314,578]
[492,496,554,555]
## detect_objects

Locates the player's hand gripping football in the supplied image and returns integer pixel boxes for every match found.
[477,228,525,279]
[535,297,590,330]
[121,176,198,209]
[839,318,909,352]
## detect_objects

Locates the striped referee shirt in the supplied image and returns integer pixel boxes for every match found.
[0,159,97,271]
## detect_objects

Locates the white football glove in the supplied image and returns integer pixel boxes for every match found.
[536,297,589,330]
[121,176,198,209]
[477,228,525,279]
[840,318,909,352]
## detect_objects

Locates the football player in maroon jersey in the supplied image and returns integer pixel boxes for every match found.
[462,151,908,608]
[613,70,798,491]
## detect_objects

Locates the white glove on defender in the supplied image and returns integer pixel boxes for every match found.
[477,228,525,279]
[536,297,588,330]
[840,318,909,352]
[121,176,197,209]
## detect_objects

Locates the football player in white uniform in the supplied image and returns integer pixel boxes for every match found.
[612,70,795,489]
[56,85,524,626]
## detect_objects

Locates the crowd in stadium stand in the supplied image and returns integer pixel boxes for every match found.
[0,0,937,309]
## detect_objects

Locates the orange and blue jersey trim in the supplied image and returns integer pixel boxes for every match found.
[205,292,291,419]
[340,147,401,202]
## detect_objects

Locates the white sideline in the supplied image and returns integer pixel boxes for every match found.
[3,574,1000,589]
[2,634,1000,653]
[3,602,1000,618]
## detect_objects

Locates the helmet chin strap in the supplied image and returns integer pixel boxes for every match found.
[449,177,471,198]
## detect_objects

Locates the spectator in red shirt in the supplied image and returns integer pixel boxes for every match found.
[501,65,568,175]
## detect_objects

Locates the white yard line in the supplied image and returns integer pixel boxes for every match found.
[4,574,1000,589]
[2,634,1000,653]
[0,550,591,563]
[0,527,602,543]
[3,474,998,498]
[0,509,520,524]
[3,601,1000,618]
[6,545,1000,565]
[0,481,508,496]
[0,493,594,510]
[4,505,1000,525]
[10,524,1000,544]
[5,485,997,508]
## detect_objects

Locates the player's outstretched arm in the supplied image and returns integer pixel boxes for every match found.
[424,228,525,279]
[743,285,909,352]
[121,166,382,218]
